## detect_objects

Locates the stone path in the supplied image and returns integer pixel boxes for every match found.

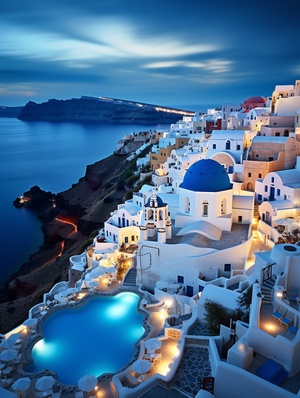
[173,346,211,397]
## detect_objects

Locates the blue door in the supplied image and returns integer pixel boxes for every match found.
[186,285,193,297]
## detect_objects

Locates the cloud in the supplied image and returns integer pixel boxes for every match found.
[0,0,300,106]
[143,60,232,74]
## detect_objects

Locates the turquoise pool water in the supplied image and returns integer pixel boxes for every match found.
[25,292,145,385]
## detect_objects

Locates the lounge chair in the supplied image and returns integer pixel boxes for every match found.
[256,358,288,385]
[272,306,286,321]
[280,311,294,327]
[285,325,299,340]
[288,289,299,302]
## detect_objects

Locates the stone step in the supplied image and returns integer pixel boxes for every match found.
[123,268,137,286]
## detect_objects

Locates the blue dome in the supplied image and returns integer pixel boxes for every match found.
[180,159,232,192]
[145,193,166,208]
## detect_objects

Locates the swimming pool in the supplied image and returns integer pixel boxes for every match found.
[25,292,145,385]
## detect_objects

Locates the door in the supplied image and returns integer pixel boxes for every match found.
[270,187,275,201]
[186,285,194,297]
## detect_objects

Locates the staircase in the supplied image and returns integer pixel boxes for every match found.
[123,268,137,286]
[261,276,276,304]
[242,148,249,161]
[253,203,260,219]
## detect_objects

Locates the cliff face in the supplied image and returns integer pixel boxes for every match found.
[0,153,132,333]
[18,97,194,124]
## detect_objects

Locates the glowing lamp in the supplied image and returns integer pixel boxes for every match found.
[276,291,283,299]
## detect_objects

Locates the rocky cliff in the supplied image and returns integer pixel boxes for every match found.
[18,96,194,124]
[0,152,134,333]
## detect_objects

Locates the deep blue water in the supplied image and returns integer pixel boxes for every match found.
[0,118,167,287]
[25,292,145,385]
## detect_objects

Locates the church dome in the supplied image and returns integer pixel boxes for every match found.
[145,193,166,208]
[243,96,266,104]
[180,159,232,192]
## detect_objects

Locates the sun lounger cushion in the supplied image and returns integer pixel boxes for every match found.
[272,307,286,320]
[256,359,288,386]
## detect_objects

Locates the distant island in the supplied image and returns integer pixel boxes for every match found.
[16,95,194,124]
[0,105,24,118]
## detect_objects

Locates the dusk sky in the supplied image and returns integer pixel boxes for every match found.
[1,0,300,109]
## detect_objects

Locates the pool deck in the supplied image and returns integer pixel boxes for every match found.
[1,269,300,397]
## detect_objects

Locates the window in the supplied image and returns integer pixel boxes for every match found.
[125,237,129,244]
[257,194,262,201]
[271,177,274,183]
[248,172,251,177]
[277,189,280,196]
[202,200,208,216]
[237,144,241,150]
[212,144,216,149]
[177,275,184,284]
[238,216,242,223]
[264,185,268,192]
[221,199,226,214]
[256,154,259,158]
[224,264,231,272]
[258,173,262,178]
[275,132,280,136]
[184,197,190,213]
[131,235,135,241]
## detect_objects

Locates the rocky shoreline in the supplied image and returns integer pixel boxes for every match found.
[0,151,138,334]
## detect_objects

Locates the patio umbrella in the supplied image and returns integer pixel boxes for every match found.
[145,338,162,352]
[54,293,67,304]
[132,359,152,375]
[0,348,18,362]
[35,375,55,391]
[78,374,98,392]
[0,387,18,398]
[87,281,98,288]
[12,377,31,393]
[23,318,38,328]
[274,218,295,232]
[0,338,16,349]
[66,287,79,295]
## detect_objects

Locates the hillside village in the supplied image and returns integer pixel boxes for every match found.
[1,80,300,398]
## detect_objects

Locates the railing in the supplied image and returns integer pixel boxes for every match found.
[262,263,275,282]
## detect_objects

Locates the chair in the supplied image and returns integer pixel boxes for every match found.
[272,306,286,321]
[288,289,299,302]
[280,311,294,327]
[285,325,299,340]
[256,358,288,386]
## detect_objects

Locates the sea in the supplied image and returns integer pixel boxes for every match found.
[0,118,173,288]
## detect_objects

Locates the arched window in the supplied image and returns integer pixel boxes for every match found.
[148,209,154,220]
[225,140,231,150]
[184,196,190,213]
[202,200,209,216]
[159,210,164,220]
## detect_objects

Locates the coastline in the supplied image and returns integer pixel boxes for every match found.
[0,152,133,334]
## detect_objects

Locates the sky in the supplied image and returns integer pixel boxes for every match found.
[1,0,300,109]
